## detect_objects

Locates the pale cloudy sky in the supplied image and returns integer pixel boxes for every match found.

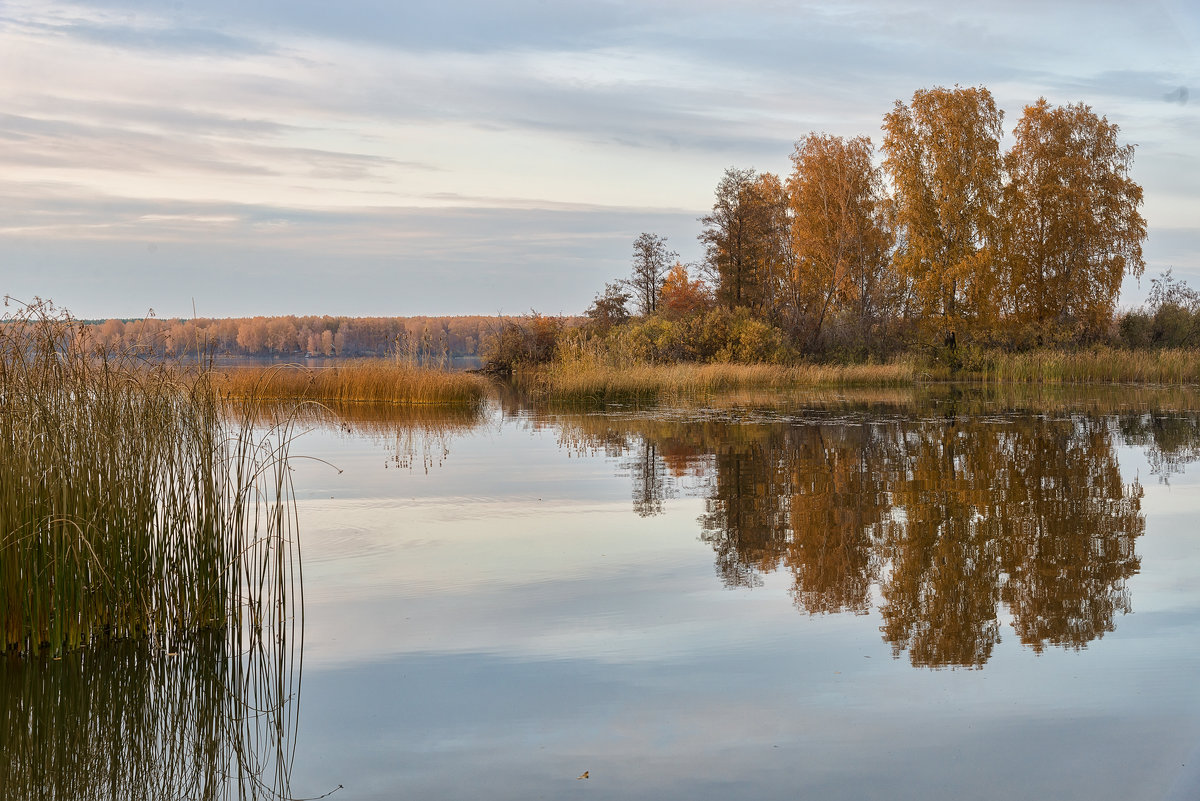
[1,0,1196,318]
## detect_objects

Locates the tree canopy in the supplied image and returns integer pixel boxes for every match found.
[599,85,1147,358]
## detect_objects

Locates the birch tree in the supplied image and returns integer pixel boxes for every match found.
[882,85,1004,344]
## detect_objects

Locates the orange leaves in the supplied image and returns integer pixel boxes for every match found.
[658,262,712,321]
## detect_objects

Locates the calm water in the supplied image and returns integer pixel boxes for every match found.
[6,386,1200,799]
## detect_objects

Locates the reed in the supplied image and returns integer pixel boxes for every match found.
[528,354,919,402]
[216,360,489,406]
[213,357,484,402]
[533,346,1200,403]
[0,300,299,655]
[962,347,1200,385]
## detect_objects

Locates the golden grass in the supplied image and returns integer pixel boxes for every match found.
[528,356,919,402]
[216,359,489,405]
[531,346,1200,403]
[960,347,1200,385]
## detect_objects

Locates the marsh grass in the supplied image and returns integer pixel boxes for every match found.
[0,300,299,655]
[958,347,1200,385]
[531,346,1200,403]
[217,360,488,406]
[528,354,919,402]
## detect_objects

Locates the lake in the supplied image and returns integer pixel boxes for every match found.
[5,384,1200,799]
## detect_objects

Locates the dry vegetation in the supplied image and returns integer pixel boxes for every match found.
[527,354,919,402]
[957,348,1200,385]
[215,360,489,405]
[520,345,1200,403]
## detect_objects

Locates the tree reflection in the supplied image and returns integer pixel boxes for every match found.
[623,439,670,517]
[876,419,1145,667]
[1119,411,1200,482]
[994,419,1143,652]
[552,401,1176,669]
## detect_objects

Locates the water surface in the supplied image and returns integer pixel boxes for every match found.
[8,385,1200,799]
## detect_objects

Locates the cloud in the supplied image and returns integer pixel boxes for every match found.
[2,0,1197,315]
[0,188,704,317]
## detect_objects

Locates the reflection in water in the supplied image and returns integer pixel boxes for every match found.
[880,418,1143,667]
[232,389,1200,671]
[547,393,1200,669]
[1119,411,1200,482]
[239,399,488,472]
[0,629,301,800]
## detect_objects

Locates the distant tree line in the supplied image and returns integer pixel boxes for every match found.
[81,314,546,362]
[578,85,1157,364]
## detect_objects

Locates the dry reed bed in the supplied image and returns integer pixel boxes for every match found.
[0,302,298,655]
[217,360,488,406]
[529,359,919,402]
[964,348,1200,385]
[531,348,1200,403]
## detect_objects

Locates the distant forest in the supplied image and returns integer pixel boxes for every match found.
[78,315,580,360]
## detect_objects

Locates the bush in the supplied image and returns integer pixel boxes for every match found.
[602,307,788,364]
[716,311,786,362]
[481,314,566,372]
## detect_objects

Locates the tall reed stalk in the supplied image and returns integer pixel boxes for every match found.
[0,299,299,655]
[964,347,1200,384]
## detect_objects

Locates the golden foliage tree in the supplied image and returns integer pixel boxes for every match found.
[1002,98,1146,341]
[787,133,893,349]
[658,262,712,321]
[882,85,1004,343]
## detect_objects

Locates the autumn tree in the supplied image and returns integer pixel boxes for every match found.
[752,172,796,326]
[585,281,632,331]
[699,167,784,311]
[236,318,268,353]
[658,262,712,320]
[1002,98,1146,340]
[882,85,1004,344]
[787,133,893,349]
[627,233,677,316]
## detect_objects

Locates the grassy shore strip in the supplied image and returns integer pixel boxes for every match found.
[216,360,489,405]
[959,347,1200,385]
[528,348,1200,402]
[527,359,919,401]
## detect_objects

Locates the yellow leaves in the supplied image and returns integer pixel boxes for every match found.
[662,85,1146,355]
[1002,99,1145,338]
[786,133,892,347]
[881,85,1004,337]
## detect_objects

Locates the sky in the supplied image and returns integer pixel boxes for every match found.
[1,0,1197,319]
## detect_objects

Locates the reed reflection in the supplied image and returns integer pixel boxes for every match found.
[0,629,302,800]
[551,403,1198,669]
[238,399,487,472]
